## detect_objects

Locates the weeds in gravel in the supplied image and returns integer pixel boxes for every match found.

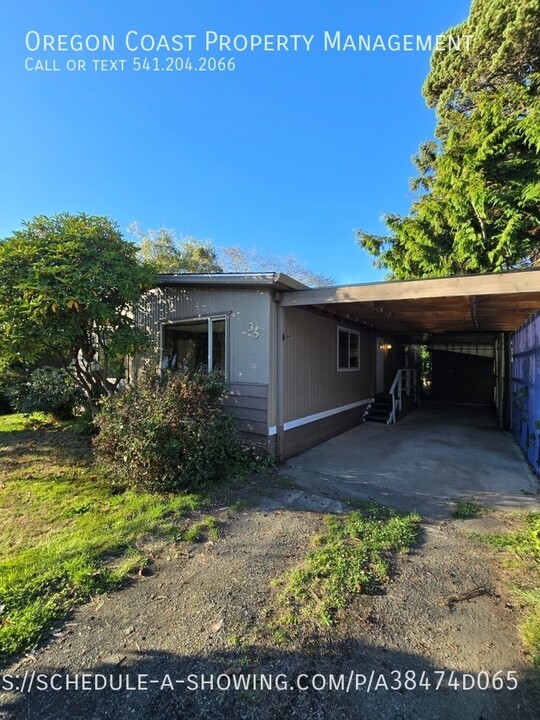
[177,517,219,543]
[473,513,540,666]
[230,499,257,512]
[452,501,487,519]
[269,502,420,639]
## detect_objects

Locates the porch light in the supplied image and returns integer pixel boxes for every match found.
[379,342,393,350]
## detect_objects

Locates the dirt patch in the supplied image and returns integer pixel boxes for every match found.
[1,502,538,719]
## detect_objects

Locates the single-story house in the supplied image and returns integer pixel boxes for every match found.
[134,268,540,468]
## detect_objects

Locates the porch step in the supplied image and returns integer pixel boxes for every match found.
[364,394,393,424]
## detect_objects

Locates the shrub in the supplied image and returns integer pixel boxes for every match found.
[8,367,83,420]
[94,371,247,492]
[0,389,11,415]
[0,366,28,415]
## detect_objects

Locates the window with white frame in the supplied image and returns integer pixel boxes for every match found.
[162,317,226,374]
[337,327,360,371]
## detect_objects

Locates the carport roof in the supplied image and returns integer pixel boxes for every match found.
[279,268,540,336]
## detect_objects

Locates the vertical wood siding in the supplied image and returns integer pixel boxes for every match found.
[282,308,375,423]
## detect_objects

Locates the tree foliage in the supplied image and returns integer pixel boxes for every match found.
[129,222,222,274]
[129,222,333,287]
[219,246,334,287]
[8,367,83,420]
[0,213,154,408]
[357,0,540,278]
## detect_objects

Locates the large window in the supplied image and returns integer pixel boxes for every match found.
[337,327,360,371]
[162,317,226,374]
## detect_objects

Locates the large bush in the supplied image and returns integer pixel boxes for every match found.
[8,367,83,420]
[0,366,28,415]
[0,389,11,414]
[94,371,246,492]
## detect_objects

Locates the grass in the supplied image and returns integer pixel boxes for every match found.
[474,512,540,666]
[177,517,219,543]
[0,412,51,433]
[230,498,257,512]
[0,415,203,659]
[269,501,420,638]
[452,500,487,519]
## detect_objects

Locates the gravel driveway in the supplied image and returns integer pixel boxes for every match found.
[1,482,538,720]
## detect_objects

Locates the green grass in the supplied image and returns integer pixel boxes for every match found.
[270,502,420,637]
[0,416,203,658]
[230,498,257,511]
[177,517,219,543]
[452,500,487,519]
[0,412,50,433]
[474,513,540,666]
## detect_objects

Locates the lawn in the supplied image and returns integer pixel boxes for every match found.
[0,414,203,659]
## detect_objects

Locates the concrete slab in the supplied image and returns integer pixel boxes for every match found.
[280,404,540,519]
[257,489,346,513]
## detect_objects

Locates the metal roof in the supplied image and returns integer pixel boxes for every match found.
[155,272,308,291]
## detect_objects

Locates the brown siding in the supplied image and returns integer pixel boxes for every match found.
[281,405,367,459]
[243,432,276,455]
[223,382,269,437]
[282,307,375,423]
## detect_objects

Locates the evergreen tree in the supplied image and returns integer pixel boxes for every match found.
[357,0,540,278]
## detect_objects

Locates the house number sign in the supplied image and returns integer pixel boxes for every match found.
[247,323,259,338]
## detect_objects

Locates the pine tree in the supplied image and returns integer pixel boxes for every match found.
[357,0,540,278]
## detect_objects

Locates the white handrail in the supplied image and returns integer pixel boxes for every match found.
[388,368,418,424]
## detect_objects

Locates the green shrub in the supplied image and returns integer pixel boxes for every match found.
[94,371,247,492]
[0,366,28,415]
[0,390,11,415]
[8,367,83,420]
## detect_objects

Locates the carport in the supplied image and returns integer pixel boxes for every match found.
[279,268,540,430]
[276,269,540,512]
[280,403,539,519]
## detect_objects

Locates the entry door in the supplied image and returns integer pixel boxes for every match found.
[376,337,385,394]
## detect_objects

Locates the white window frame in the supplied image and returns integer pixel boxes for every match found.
[160,315,228,377]
[337,326,361,372]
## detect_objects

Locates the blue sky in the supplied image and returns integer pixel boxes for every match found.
[0,1,472,284]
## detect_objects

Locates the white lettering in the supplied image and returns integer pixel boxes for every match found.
[24,31,115,51]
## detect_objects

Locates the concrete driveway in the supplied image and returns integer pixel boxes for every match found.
[279,404,540,518]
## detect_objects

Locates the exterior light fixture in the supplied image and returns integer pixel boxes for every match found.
[379,342,393,350]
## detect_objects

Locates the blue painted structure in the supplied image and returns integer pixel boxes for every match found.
[512,312,540,474]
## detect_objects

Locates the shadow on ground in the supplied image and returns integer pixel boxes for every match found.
[2,641,539,720]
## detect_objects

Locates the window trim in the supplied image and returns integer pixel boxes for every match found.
[160,314,228,377]
[336,326,361,372]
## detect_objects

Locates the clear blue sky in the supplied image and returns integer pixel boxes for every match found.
[0,1,472,284]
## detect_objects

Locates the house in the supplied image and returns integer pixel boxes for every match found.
[135,268,540,467]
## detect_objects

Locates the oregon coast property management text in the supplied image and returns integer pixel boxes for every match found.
[25,30,474,53]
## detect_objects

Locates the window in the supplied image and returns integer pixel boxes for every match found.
[162,317,226,374]
[337,327,360,371]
